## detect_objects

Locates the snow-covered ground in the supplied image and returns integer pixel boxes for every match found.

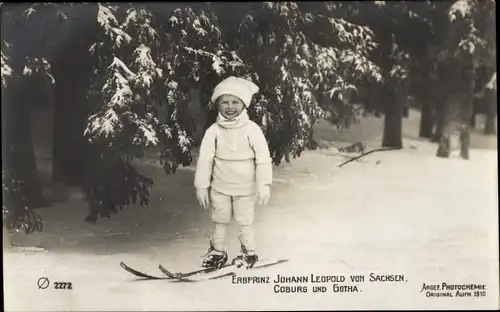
[4,110,499,311]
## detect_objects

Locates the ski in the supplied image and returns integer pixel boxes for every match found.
[158,265,236,283]
[121,261,237,281]
[157,258,259,279]
[121,258,289,282]
[252,258,289,269]
[121,261,237,280]
[156,256,274,280]
[159,262,235,279]
[120,261,171,280]
[158,259,289,283]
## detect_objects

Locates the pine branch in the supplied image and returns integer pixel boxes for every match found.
[337,147,401,168]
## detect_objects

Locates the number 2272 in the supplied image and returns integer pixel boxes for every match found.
[54,282,72,290]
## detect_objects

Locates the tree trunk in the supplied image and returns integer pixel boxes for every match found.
[307,116,318,150]
[203,108,218,136]
[382,89,403,148]
[52,36,94,186]
[52,87,87,186]
[470,101,477,129]
[4,80,43,206]
[419,99,434,138]
[436,132,450,158]
[432,103,445,142]
[459,92,473,160]
[459,126,470,159]
[458,66,475,160]
[484,89,497,135]
[436,96,452,158]
[284,147,291,163]
[437,92,472,159]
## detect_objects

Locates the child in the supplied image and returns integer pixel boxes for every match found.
[194,76,273,268]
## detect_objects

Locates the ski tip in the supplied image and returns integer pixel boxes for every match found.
[158,264,169,272]
[158,264,181,278]
[120,261,137,270]
[158,264,168,274]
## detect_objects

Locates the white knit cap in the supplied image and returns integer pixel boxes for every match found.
[210,76,259,107]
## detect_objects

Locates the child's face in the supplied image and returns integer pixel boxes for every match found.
[216,94,245,120]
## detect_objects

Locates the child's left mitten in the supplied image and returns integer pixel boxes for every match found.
[256,185,271,206]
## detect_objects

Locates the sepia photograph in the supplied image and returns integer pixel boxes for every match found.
[2,1,498,310]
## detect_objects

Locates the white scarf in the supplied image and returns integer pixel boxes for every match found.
[216,109,250,129]
[216,109,250,152]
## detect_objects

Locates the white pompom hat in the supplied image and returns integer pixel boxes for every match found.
[210,76,259,108]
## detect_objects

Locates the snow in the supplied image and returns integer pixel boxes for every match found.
[336,49,382,82]
[147,27,158,40]
[132,45,157,88]
[111,27,132,47]
[108,57,136,80]
[88,42,97,53]
[0,58,12,86]
[22,66,32,76]
[107,73,133,107]
[4,109,499,311]
[449,0,473,22]
[193,18,201,28]
[486,72,496,90]
[97,4,132,48]
[45,71,56,85]
[177,129,193,153]
[315,46,337,70]
[22,7,36,20]
[155,68,163,78]
[138,73,153,89]
[459,39,475,54]
[390,65,408,79]
[138,124,159,147]
[195,27,208,37]
[84,108,121,139]
[212,57,224,75]
[269,32,277,44]
[85,57,145,142]
[123,9,138,28]
[182,47,245,76]
[97,4,118,28]
[281,65,289,81]
[167,80,178,90]
[327,17,372,49]
[169,16,179,25]
[161,125,173,139]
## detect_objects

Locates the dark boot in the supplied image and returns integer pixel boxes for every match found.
[201,243,228,268]
[231,245,259,268]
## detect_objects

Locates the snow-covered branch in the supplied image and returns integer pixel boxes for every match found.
[21,57,56,86]
[182,46,247,75]
[131,44,161,90]
[97,3,132,49]
[1,48,13,88]
[449,0,475,22]
[486,72,496,90]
